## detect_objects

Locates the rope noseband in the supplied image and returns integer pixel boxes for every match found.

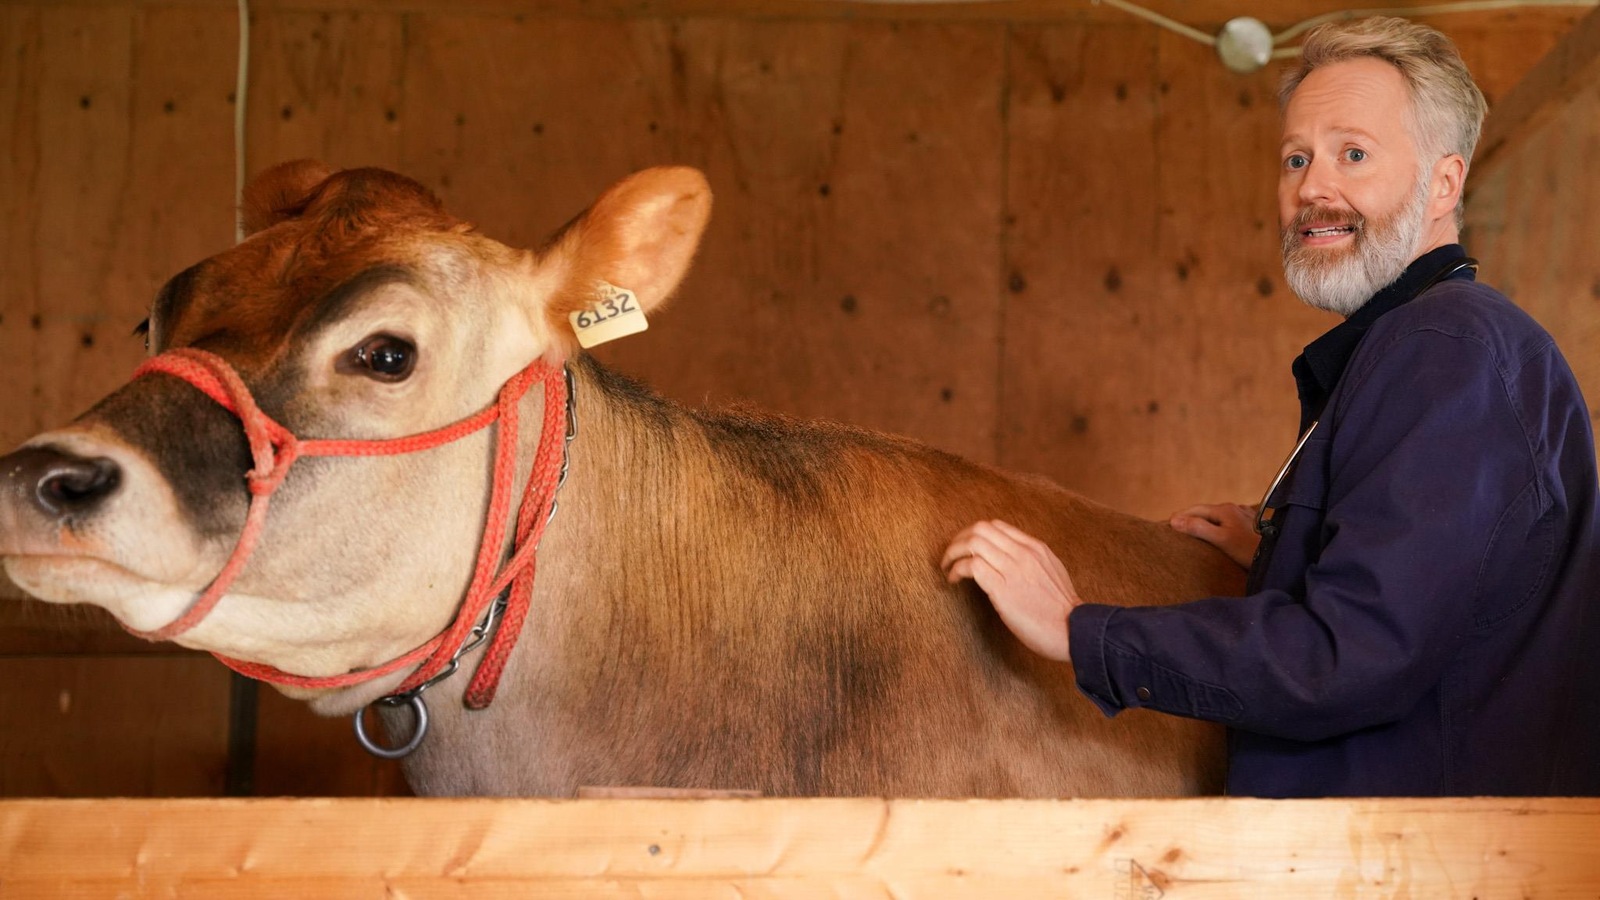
[130,347,570,719]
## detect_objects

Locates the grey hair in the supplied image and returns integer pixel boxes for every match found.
[1280,17,1488,223]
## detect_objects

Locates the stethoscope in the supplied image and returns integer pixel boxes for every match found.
[1253,256,1479,537]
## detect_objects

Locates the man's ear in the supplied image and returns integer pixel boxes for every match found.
[1428,153,1467,223]
[536,166,713,354]
[240,159,337,236]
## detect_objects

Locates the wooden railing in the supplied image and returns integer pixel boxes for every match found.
[1,796,1596,897]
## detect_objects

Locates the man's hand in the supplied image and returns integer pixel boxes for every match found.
[1169,503,1260,569]
[941,519,1081,662]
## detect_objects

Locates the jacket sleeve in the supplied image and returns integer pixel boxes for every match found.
[1071,326,1547,741]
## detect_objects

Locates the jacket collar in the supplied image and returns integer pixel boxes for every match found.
[1290,244,1475,430]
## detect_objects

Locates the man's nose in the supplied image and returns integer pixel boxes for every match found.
[1296,156,1339,206]
[0,445,123,518]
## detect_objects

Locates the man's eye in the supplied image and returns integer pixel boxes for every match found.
[1345,148,1367,162]
[1285,154,1309,170]
[350,334,417,382]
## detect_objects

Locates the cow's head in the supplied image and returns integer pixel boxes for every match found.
[0,162,711,710]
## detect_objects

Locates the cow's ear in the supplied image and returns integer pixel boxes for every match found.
[537,166,712,353]
[240,160,337,236]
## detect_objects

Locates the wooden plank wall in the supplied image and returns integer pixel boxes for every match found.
[0,0,1588,797]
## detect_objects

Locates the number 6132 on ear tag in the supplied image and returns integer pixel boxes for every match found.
[569,282,648,349]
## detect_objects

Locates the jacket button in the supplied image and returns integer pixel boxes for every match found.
[1135,686,1152,702]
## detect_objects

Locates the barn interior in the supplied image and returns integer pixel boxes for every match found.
[1,0,1597,804]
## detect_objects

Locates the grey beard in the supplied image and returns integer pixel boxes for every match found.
[1282,178,1430,317]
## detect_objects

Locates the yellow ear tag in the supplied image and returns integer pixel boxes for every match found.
[568,282,648,349]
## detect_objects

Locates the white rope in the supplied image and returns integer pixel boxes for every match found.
[234,0,250,245]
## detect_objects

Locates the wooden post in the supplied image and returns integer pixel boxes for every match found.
[1470,5,1600,182]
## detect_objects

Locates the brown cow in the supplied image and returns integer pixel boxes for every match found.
[0,162,1242,797]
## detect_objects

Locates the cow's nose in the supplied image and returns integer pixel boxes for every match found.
[0,446,123,517]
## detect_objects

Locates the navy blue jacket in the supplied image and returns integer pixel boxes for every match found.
[1070,245,1600,797]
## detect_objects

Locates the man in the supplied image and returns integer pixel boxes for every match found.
[943,17,1600,797]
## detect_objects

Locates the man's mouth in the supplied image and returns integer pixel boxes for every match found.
[1303,224,1356,238]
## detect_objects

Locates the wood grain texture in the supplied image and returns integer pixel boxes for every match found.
[0,595,184,655]
[245,8,404,171]
[1472,5,1600,178]
[1466,79,1600,437]
[0,796,1597,896]
[8,0,1595,31]
[251,686,412,796]
[0,7,43,455]
[0,657,228,797]
[401,16,1005,461]
[0,6,132,453]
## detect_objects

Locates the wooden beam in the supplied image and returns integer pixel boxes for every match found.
[1472,4,1600,181]
[0,0,1587,28]
[1,797,1597,897]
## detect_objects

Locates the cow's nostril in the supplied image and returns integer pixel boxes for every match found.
[0,447,124,517]
[38,458,122,512]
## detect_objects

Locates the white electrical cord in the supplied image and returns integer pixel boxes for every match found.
[1096,0,1219,44]
[235,0,250,244]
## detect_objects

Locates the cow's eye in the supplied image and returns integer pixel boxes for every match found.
[350,334,417,382]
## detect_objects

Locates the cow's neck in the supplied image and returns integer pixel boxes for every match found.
[386,355,713,793]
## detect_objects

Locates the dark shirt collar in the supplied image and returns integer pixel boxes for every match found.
[1291,244,1476,431]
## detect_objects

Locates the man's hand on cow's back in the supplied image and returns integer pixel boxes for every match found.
[941,519,1080,663]
[1169,503,1260,569]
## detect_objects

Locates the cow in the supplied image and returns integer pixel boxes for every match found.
[0,162,1243,797]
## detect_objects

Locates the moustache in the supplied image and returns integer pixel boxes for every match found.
[1288,205,1367,236]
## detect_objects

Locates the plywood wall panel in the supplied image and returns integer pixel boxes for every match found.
[245,9,405,172]
[0,8,43,457]
[120,6,237,271]
[1141,36,1329,515]
[104,5,238,363]
[1001,24,1171,513]
[403,16,1005,460]
[0,656,228,797]
[0,597,183,655]
[399,16,662,250]
[252,687,411,796]
[0,7,132,454]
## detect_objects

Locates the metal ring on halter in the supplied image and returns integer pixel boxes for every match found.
[352,693,429,760]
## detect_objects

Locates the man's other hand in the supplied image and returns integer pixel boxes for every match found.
[1170,503,1260,569]
[941,519,1080,662]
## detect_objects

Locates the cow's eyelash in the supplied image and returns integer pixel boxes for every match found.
[132,319,150,337]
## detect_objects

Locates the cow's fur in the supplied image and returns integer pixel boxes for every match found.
[0,163,1243,797]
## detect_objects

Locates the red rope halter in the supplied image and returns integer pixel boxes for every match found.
[129,347,567,709]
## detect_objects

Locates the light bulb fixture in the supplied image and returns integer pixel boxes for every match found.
[1216,16,1275,73]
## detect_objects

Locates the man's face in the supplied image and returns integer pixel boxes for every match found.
[1279,57,1430,316]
